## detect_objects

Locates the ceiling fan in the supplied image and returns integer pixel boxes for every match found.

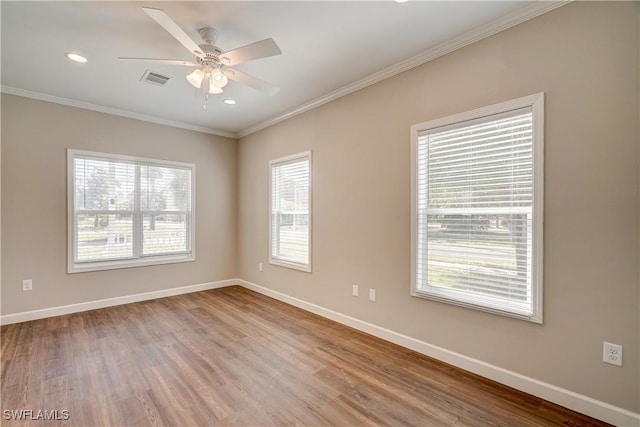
[119,7,282,106]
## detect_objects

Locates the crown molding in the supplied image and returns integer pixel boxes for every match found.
[237,1,570,138]
[2,1,569,141]
[0,86,237,139]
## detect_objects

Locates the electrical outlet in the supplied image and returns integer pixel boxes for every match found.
[22,279,33,291]
[258,262,263,272]
[369,288,376,302]
[352,284,359,297]
[603,342,623,366]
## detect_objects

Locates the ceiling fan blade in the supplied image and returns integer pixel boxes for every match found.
[225,69,280,96]
[142,7,204,58]
[118,57,199,66]
[220,38,281,66]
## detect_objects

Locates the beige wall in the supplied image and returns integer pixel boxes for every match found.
[238,2,639,412]
[1,0,637,416]
[1,95,237,314]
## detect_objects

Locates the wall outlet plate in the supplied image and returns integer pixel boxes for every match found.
[369,288,376,302]
[22,279,33,291]
[603,342,623,366]
[352,284,359,297]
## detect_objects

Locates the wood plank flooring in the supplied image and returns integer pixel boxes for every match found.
[1,286,610,426]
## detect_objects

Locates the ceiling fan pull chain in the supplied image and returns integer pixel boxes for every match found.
[201,65,212,110]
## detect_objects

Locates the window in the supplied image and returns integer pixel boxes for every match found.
[411,93,544,322]
[270,151,312,271]
[68,149,194,273]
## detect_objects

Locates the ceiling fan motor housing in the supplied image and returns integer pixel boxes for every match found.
[198,44,224,65]
[196,27,224,65]
[198,27,219,44]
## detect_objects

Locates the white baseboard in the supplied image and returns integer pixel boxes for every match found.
[0,279,236,326]
[238,279,640,427]
[2,277,637,426]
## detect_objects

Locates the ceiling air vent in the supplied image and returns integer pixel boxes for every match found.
[140,70,170,86]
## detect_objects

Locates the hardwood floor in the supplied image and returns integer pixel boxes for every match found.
[1,286,609,426]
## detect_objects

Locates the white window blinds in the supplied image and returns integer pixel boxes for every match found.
[270,152,311,271]
[68,150,194,272]
[412,94,543,322]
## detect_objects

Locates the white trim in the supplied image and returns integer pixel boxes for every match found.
[410,92,544,133]
[67,149,196,273]
[531,93,545,324]
[410,92,544,323]
[0,279,236,326]
[269,150,313,272]
[70,255,195,274]
[2,3,567,141]
[0,86,236,139]
[1,275,637,425]
[237,2,569,138]
[237,279,639,427]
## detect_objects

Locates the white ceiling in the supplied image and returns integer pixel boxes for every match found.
[1,1,561,138]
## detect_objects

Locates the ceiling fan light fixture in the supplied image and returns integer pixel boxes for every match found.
[208,85,223,94]
[210,69,228,88]
[186,69,204,88]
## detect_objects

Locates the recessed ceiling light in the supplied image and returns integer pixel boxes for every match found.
[65,52,88,63]
[394,0,409,3]
[223,99,236,105]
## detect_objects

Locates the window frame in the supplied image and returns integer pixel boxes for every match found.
[410,93,544,323]
[269,151,312,272]
[67,149,196,273]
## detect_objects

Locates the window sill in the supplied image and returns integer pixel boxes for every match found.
[269,258,311,273]
[411,288,542,324]
[68,254,194,274]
